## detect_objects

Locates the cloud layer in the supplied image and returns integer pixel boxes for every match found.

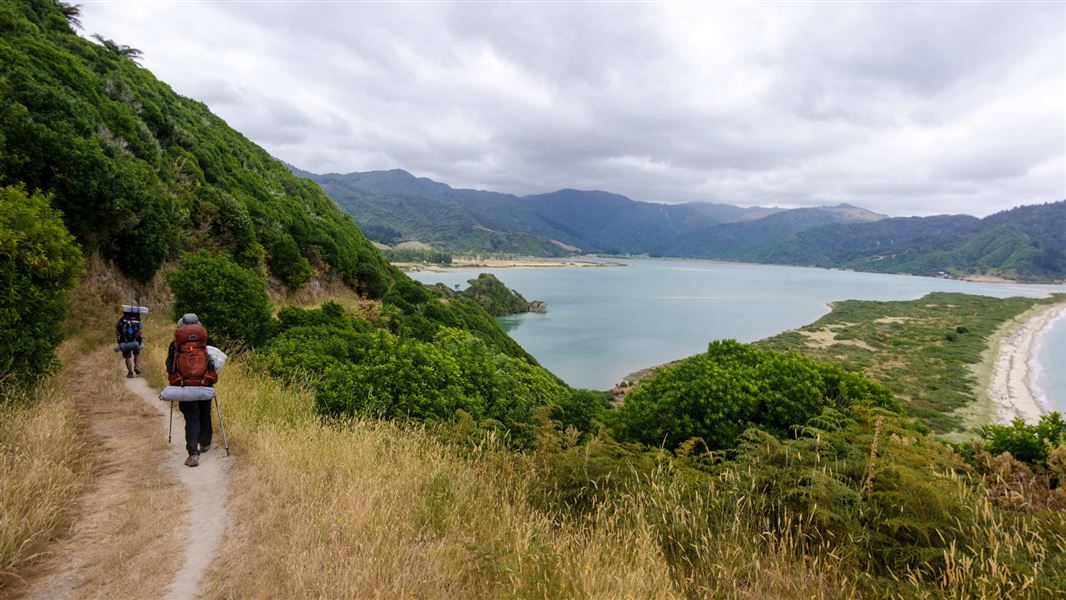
[79,2,1064,216]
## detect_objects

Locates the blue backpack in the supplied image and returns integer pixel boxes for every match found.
[118,316,141,343]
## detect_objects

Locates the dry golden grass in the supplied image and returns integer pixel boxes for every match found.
[0,344,91,591]
[131,294,1064,599]
[3,344,185,599]
[138,333,864,600]
[2,264,185,597]
[63,347,185,599]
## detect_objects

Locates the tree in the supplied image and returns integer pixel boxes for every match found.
[0,186,83,394]
[611,340,900,452]
[166,250,273,347]
[57,2,81,29]
[91,34,143,62]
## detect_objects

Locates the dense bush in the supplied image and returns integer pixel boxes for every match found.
[259,302,576,443]
[166,250,273,347]
[382,247,452,264]
[968,413,1066,469]
[611,340,900,451]
[0,186,82,392]
[0,0,393,290]
[459,273,530,316]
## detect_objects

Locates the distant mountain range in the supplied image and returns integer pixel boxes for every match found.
[291,167,1065,282]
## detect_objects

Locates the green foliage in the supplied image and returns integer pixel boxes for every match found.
[382,247,452,265]
[259,303,577,444]
[166,250,273,347]
[757,292,1049,432]
[970,413,1066,469]
[612,340,900,451]
[725,408,1034,583]
[549,389,610,437]
[360,223,402,245]
[459,273,529,316]
[300,169,576,256]
[0,0,393,290]
[748,203,1065,282]
[0,185,82,392]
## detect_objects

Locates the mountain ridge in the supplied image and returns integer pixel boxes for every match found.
[293,166,1064,282]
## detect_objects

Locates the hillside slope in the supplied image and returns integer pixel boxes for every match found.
[0,0,537,364]
[0,0,391,291]
[652,204,886,259]
[296,167,777,254]
[756,201,1066,281]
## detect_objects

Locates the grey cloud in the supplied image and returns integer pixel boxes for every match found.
[78,2,1064,217]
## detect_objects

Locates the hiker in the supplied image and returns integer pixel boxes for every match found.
[166,313,219,467]
[115,309,143,378]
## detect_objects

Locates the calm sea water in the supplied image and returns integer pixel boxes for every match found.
[410,259,1066,392]
[1033,310,1066,413]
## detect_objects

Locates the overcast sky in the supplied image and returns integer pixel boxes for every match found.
[79,1,1064,216]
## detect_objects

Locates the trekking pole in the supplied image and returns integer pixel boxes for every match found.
[214,393,230,456]
[168,401,174,443]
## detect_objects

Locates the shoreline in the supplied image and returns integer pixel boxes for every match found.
[981,302,1066,425]
[396,256,625,272]
[396,252,1066,285]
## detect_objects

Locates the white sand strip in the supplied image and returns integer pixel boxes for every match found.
[990,303,1066,424]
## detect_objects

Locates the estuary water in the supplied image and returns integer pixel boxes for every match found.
[1033,310,1066,413]
[410,259,1065,392]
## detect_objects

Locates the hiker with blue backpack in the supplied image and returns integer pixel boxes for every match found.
[115,305,146,378]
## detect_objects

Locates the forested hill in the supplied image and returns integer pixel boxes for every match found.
[735,201,1066,281]
[0,0,394,291]
[0,0,536,363]
[649,204,885,259]
[303,165,1064,281]
[295,167,780,255]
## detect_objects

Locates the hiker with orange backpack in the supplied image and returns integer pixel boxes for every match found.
[165,313,219,467]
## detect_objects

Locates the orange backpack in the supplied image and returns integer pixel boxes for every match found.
[169,323,218,386]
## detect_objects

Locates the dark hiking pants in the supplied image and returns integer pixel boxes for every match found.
[179,399,213,456]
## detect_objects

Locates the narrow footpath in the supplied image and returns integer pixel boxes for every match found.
[124,373,232,600]
[14,354,233,600]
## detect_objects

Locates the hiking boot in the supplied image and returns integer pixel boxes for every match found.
[134,368,142,375]
[184,455,199,467]
[199,443,211,453]
[126,372,135,378]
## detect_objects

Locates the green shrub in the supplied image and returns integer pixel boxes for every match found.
[970,413,1066,468]
[611,340,900,452]
[0,186,83,393]
[0,1,394,289]
[166,250,273,347]
[260,303,570,444]
[549,389,610,437]
[459,273,529,316]
[727,408,1007,581]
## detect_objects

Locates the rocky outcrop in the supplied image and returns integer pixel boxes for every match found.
[527,300,548,314]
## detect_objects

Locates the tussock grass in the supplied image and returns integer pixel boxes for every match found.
[134,296,1065,598]
[0,344,90,589]
[143,336,860,599]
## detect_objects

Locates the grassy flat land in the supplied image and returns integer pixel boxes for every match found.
[756,292,1060,433]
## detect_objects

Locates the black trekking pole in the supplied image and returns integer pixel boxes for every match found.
[214,393,230,456]
[168,401,174,443]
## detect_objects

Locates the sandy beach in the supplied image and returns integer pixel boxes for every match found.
[397,256,624,271]
[987,302,1066,424]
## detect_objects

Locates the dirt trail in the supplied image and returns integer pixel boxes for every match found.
[15,358,232,600]
[124,374,233,600]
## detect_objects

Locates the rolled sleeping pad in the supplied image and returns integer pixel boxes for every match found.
[117,341,143,352]
[121,304,149,315]
[159,386,217,402]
